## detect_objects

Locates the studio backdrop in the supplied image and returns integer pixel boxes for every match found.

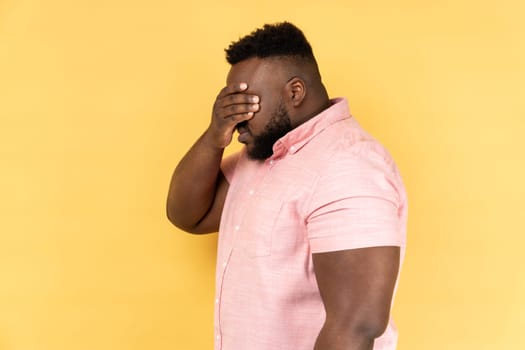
[1,1,524,349]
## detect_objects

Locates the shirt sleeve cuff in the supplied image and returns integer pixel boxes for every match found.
[309,233,405,254]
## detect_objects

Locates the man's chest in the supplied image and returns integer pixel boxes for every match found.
[219,157,318,259]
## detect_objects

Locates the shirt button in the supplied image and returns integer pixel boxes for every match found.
[290,146,296,152]
[216,335,220,340]
[215,298,219,304]
[248,189,254,195]
[269,160,274,165]
[222,262,227,267]
[234,225,240,231]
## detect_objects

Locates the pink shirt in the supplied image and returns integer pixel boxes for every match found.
[217,98,407,350]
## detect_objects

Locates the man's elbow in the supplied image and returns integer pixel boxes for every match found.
[316,313,390,349]
[166,205,196,233]
[349,315,390,340]
[327,309,391,342]
[166,205,212,234]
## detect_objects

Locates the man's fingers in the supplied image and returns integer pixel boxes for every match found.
[217,84,259,112]
[208,83,258,148]
[217,82,248,99]
[221,103,259,119]
[230,112,254,123]
[222,93,259,107]
[214,83,259,120]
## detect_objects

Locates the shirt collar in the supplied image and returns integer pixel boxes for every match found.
[270,97,351,159]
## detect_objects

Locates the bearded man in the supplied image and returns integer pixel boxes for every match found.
[166,22,407,350]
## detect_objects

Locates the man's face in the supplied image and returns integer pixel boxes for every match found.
[226,58,293,160]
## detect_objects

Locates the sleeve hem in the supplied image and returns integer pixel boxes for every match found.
[309,235,405,254]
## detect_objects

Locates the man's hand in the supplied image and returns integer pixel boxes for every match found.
[166,83,259,233]
[205,83,259,149]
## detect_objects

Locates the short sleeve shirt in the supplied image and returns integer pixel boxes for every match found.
[215,98,407,350]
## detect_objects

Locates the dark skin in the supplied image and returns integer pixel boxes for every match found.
[166,57,400,349]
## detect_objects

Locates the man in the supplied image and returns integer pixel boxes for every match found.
[166,22,407,350]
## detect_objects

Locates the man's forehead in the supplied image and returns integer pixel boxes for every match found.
[226,58,281,86]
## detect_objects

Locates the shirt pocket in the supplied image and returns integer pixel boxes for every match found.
[240,194,282,258]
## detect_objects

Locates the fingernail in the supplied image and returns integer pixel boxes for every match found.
[240,83,247,90]
[252,96,259,103]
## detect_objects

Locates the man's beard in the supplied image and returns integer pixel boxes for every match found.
[247,103,293,160]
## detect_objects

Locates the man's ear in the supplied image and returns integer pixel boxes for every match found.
[285,77,306,107]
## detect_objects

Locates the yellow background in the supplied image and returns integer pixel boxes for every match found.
[1,0,524,349]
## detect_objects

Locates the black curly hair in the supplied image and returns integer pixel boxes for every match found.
[225,22,316,65]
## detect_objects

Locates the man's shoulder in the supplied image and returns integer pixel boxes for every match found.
[306,117,394,169]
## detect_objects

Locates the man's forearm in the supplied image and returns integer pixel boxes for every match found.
[166,130,224,231]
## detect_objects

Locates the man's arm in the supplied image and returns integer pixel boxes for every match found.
[312,246,400,350]
[166,83,259,233]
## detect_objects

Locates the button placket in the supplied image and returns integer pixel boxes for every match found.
[214,157,273,348]
[214,250,232,350]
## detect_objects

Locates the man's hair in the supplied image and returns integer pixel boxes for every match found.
[225,22,316,65]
